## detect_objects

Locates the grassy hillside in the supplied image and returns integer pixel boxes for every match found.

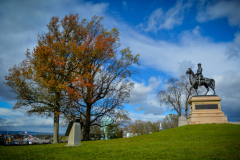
[0,124,239,160]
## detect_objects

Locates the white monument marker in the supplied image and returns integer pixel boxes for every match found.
[65,120,81,147]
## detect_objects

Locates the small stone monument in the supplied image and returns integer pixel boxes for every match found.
[123,131,127,138]
[105,133,108,140]
[178,115,187,126]
[65,119,82,147]
[159,123,163,130]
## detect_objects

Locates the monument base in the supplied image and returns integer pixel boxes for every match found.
[178,115,187,126]
[65,122,81,147]
[187,96,228,125]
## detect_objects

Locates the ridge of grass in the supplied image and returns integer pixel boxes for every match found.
[0,124,239,160]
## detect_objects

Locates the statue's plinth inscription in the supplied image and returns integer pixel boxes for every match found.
[195,104,218,109]
[187,96,228,125]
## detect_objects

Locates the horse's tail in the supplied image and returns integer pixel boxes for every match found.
[211,79,215,89]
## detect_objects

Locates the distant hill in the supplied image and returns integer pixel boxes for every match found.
[0,131,65,135]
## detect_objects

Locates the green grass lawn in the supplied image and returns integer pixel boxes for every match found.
[1,124,239,160]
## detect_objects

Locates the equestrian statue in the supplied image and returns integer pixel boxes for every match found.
[186,63,216,95]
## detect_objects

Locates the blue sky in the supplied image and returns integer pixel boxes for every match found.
[0,0,239,133]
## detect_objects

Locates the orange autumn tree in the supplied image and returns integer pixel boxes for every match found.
[60,27,139,140]
[5,14,139,142]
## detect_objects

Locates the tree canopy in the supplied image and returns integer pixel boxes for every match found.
[5,14,139,142]
[161,114,178,129]
[157,76,193,118]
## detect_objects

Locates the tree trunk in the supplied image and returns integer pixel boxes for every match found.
[178,107,181,116]
[83,121,90,140]
[83,104,91,141]
[53,92,61,144]
[53,111,59,143]
[185,107,188,118]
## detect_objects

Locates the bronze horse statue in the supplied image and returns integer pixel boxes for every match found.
[186,68,216,95]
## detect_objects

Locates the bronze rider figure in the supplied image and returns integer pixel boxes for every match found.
[196,63,204,85]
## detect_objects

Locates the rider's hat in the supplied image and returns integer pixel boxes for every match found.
[198,63,201,65]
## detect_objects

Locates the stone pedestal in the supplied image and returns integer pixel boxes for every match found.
[105,133,108,140]
[178,115,187,126]
[123,131,127,138]
[65,122,81,147]
[187,96,228,124]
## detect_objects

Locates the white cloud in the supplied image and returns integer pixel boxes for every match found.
[115,21,239,120]
[0,108,24,117]
[101,11,240,119]
[214,71,240,101]
[129,76,161,105]
[225,32,240,60]
[197,0,240,27]
[140,0,193,32]
[0,0,108,70]
[73,1,108,19]
[120,25,239,78]
[129,77,165,115]
[123,1,128,11]
[213,71,240,121]
[143,106,165,115]
[129,111,165,122]
[0,107,67,133]
[134,106,146,111]
[178,60,195,75]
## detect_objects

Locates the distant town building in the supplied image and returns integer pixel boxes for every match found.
[100,116,114,140]
[159,123,163,131]
[126,133,138,138]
